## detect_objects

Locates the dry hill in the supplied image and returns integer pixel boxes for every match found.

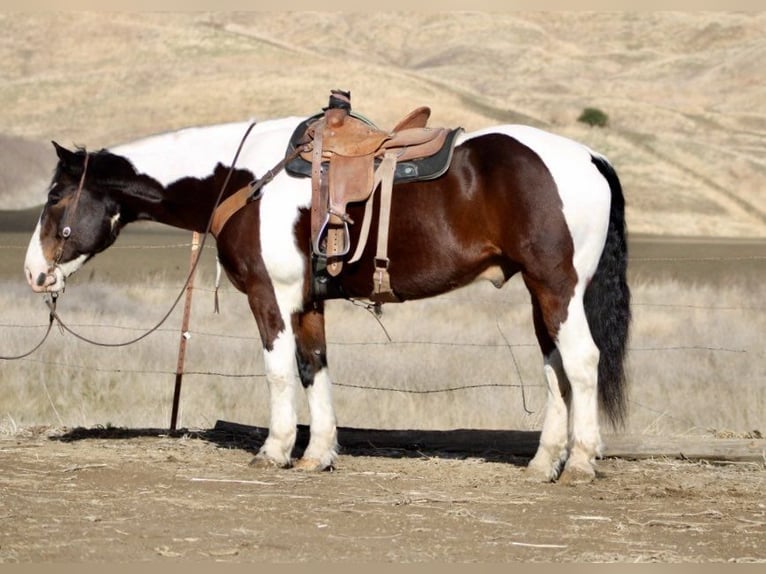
[1,12,764,237]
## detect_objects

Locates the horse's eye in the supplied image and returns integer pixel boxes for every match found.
[47,185,64,204]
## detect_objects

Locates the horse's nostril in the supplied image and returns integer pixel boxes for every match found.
[35,272,48,287]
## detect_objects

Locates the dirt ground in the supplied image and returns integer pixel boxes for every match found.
[0,426,763,564]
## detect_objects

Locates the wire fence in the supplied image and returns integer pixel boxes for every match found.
[1,235,764,433]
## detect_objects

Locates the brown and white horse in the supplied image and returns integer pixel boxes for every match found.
[24,117,630,483]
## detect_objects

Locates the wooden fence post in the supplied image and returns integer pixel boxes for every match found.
[170,231,200,431]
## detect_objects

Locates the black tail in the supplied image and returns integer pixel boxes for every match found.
[585,154,631,428]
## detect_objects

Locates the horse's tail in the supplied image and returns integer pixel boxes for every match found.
[585,154,631,428]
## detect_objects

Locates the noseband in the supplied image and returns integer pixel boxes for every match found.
[52,152,89,266]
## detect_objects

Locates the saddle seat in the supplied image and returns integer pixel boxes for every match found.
[308,105,441,159]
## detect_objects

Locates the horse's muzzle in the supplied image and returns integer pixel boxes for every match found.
[26,266,63,293]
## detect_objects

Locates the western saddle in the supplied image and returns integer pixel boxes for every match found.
[285,90,462,303]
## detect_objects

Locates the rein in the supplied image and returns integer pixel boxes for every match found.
[210,140,309,238]
[42,121,258,349]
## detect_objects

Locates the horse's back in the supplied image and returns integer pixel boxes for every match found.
[110,117,306,187]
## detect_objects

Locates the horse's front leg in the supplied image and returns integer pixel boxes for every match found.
[292,304,338,471]
[245,284,301,469]
[251,327,301,468]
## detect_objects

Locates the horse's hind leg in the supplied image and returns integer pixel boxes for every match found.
[524,282,601,483]
[526,349,571,482]
[292,305,338,471]
[526,296,571,482]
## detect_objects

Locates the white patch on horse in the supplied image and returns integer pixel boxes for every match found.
[54,254,88,286]
[23,219,87,293]
[111,117,306,188]
[258,170,310,290]
[258,328,301,467]
[112,116,312,300]
[300,367,338,470]
[527,351,570,481]
[23,219,48,290]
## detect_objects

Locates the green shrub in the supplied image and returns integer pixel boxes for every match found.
[578,107,609,128]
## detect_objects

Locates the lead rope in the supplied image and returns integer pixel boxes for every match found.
[45,122,257,348]
[0,294,58,360]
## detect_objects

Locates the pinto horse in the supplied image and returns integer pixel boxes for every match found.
[24,116,630,483]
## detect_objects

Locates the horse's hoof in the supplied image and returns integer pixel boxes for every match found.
[293,457,333,472]
[558,462,596,485]
[525,454,561,483]
[524,468,556,483]
[249,455,291,469]
[524,463,557,483]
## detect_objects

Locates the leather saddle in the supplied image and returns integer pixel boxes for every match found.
[285,90,462,302]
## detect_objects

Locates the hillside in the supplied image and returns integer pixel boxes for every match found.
[1,12,764,237]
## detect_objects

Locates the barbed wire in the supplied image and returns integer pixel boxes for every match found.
[1,321,751,356]
[5,356,541,393]
[1,292,763,335]
[1,240,763,402]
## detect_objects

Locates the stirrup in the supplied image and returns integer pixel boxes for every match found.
[312,213,351,258]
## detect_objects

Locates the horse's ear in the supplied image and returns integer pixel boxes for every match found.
[52,141,72,161]
[51,141,83,174]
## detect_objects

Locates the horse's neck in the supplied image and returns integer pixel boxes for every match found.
[117,173,222,233]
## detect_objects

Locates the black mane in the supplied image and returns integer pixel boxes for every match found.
[89,149,139,180]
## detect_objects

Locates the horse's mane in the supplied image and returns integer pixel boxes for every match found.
[86,148,139,181]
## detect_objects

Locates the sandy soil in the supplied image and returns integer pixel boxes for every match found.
[1,426,763,564]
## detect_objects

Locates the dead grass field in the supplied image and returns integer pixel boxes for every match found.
[1,227,764,436]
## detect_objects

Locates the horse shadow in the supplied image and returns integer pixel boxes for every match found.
[50,421,538,467]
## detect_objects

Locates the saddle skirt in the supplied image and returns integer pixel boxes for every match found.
[285,113,462,184]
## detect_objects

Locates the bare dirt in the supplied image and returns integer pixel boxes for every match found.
[1,426,763,563]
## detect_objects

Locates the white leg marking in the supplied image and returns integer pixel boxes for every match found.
[527,351,570,482]
[556,295,602,484]
[254,329,300,468]
[296,367,338,471]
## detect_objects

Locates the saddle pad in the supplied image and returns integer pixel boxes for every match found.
[285,114,463,184]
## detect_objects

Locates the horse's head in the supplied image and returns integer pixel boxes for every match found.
[24,142,136,293]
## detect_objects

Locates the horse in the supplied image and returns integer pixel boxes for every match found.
[23,115,630,484]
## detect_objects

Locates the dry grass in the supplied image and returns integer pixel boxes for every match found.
[1,264,763,439]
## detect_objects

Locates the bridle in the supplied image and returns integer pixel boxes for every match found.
[44,122,258,348]
[7,124,265,359]
[52,151,90,267]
